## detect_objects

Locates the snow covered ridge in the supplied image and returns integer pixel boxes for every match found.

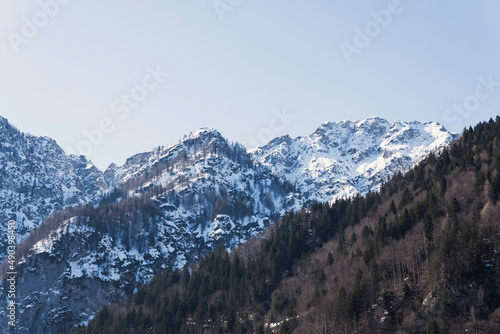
[251,117,458,203]
[0,116,457,259]
[0,116,108,259]
[0,115,457,333]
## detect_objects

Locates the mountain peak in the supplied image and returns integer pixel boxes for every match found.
[312,117,390,139]
[253,118,457,202]
[180,127,229,152]
[0,115,19,134]
[106,162,118,170]
[355,116,389,126]
[0,113,461,333]
[187,127,222,140]
[321,116,388,128]
[266,134,293,147]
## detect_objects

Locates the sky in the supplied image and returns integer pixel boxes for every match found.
[1,1,499,170]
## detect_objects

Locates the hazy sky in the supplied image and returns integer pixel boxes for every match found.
[1,1,499,169]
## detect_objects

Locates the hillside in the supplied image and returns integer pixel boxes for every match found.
[0,128,293,334]
[0,116,456,333]
[76,117,500,333]
[0,118,456,334]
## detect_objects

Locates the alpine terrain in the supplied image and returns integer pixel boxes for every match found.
[79,117,500,334]
[0,115,457,333]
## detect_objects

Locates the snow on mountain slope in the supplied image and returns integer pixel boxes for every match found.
[251,117,458,203]
[0,116,108,258]
[105,128,238,189]
[0,127,298,333]
[0,116,457,333]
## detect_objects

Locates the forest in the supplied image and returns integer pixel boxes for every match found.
[74,117,500,333]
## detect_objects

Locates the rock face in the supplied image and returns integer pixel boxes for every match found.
[0,116,457,333]
[251,117,456,202]
[0,116,108,259]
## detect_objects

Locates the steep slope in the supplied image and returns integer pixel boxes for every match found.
[0,116,108,258]
[252,117,457,202]
[283,119,500,333]
[101,128,299,261]
[80,117,500,333]
[0,116,458,333]
[0,128,296,334]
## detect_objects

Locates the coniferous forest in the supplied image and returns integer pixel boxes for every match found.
[74,117,500,333]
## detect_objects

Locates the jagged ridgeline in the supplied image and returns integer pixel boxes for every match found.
[0,117,456,333]
[0,129,295,333]
[77,117,500,333]
[0,116,108,260]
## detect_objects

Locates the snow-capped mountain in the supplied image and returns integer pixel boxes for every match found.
[0,126,298,333]
[252,117,457,203]
[0,116,457,333]
[0,116,108,259]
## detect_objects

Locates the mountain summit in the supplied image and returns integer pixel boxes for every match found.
[252,117,457,202]
[0,116,457,332]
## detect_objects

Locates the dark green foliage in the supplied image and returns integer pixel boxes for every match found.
[74,190,386,333]
[389,200,397,215]
[362,237,375,265]
[440,176,447,197]
[423,213,434,241]
[399,187,414,208]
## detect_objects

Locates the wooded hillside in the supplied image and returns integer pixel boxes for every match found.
[75,117,500,333]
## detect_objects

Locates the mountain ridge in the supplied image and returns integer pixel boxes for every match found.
[251,117,456,203]
[77,117,500,334]
[0,115,458,333]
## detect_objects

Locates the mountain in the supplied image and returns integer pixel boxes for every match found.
[252,117,456,202]
[0,116,108,259]
[0,127,296,334]
[0,116,456,333]
[79,117,500,334]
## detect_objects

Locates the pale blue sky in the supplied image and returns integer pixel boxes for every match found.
[1,1,499,169]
